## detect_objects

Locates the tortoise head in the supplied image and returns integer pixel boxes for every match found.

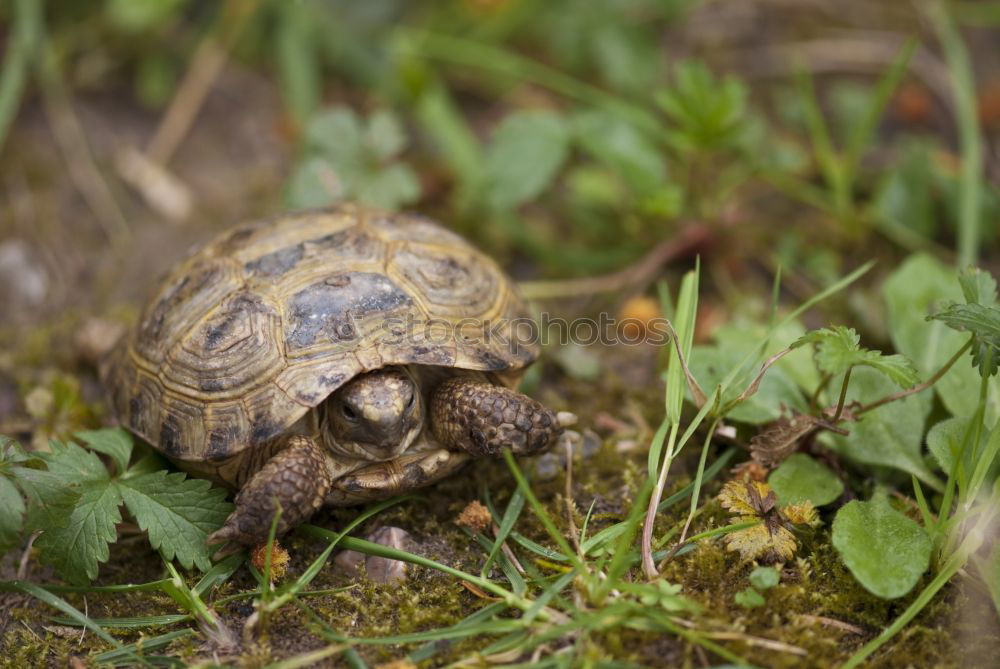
[322,366,423,461]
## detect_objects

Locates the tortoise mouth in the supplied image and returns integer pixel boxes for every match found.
[325,421,422,462]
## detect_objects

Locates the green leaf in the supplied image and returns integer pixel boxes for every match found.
[35,481,123,584]
[792,326,919,388]
[884,254,1000,426]
[831,494,932,599]
[40,440,109,483]
[484,110,569,211]
[688,345,805,424]
[354,163,421,211]
[748,566,780,591]
[926,416,999,485]
[573,111,666,194]
[827,368,939,488]
[285,156,346,209]
[734,587,765,608]
[289,106,420,211]
[120,471,232,572]
[768,454,844,506]
[928,302,1000,377]
[657,61,747,152]
[303,107,363,160]
[874,140,937,239]
[104,0,186,33]
[13,466,79,532]
[0,475,25,552]
[75,428,133,475]
[958,266,998,307]
[711,318,821,394]
[366,109,407,160]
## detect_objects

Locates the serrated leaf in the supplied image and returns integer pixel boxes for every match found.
[768,453,844,507]
[120,471,232,572]
[793,326,919,388]
[827,368,939,487]
[724,521,797,562]
[832,494,931,599]
[928,302,1000,377]
[75,428,133,475]
[884,254,1000,426]
[13,466,79,532]
[485,110,569,211]
[41,440,110,483]
[35,481,123,584]
[0,475,25,552]
[958,267,998,307]
[858,352,921,388]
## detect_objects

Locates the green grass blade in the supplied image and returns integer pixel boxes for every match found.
[93,629,195,666]
[0,0,42,153]
[844,39,917,179]
[665,265,700,424]
[482,488,525,579]
[795,65,845,213]
[193,552,244,597]
[0,579,141,663]
[50,613,192,628]
[503,450,584,572]
[927,0,983,266]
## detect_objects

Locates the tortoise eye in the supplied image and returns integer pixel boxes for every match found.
[341,403,358,421]
[406,392,416,410]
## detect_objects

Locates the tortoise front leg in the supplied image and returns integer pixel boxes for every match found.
[326,449,470,505]
[208,436,332,547]
[429,377,566,456]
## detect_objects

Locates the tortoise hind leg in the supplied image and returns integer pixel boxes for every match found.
[208,436,332,547]
[429,377,567,456]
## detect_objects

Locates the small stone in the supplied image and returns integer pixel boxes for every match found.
[0,240,47,312]
[533,452,563,481]
[336,526,410,586]
[580,428,602,458]
[74,318,126,366]
[615,439,638,453]
[556,411,578,427]
[455,500,492,533]
[24,386,54,420]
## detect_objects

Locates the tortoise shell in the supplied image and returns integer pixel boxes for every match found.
[106,205,538,463]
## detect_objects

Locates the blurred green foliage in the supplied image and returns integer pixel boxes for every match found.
[1,0,997,278]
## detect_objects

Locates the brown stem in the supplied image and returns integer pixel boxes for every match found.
[856,339,973,416]
[517,224,711,300]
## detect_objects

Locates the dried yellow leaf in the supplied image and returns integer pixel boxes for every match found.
[782,501,819,526]
[724,518,797,562]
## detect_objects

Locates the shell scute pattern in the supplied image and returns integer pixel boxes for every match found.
[111,205,537,461]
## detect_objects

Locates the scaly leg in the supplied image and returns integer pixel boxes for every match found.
[208,436,332,547]
[429,377,566,456]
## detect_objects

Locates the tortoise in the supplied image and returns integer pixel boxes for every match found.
[104,204,569,548]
